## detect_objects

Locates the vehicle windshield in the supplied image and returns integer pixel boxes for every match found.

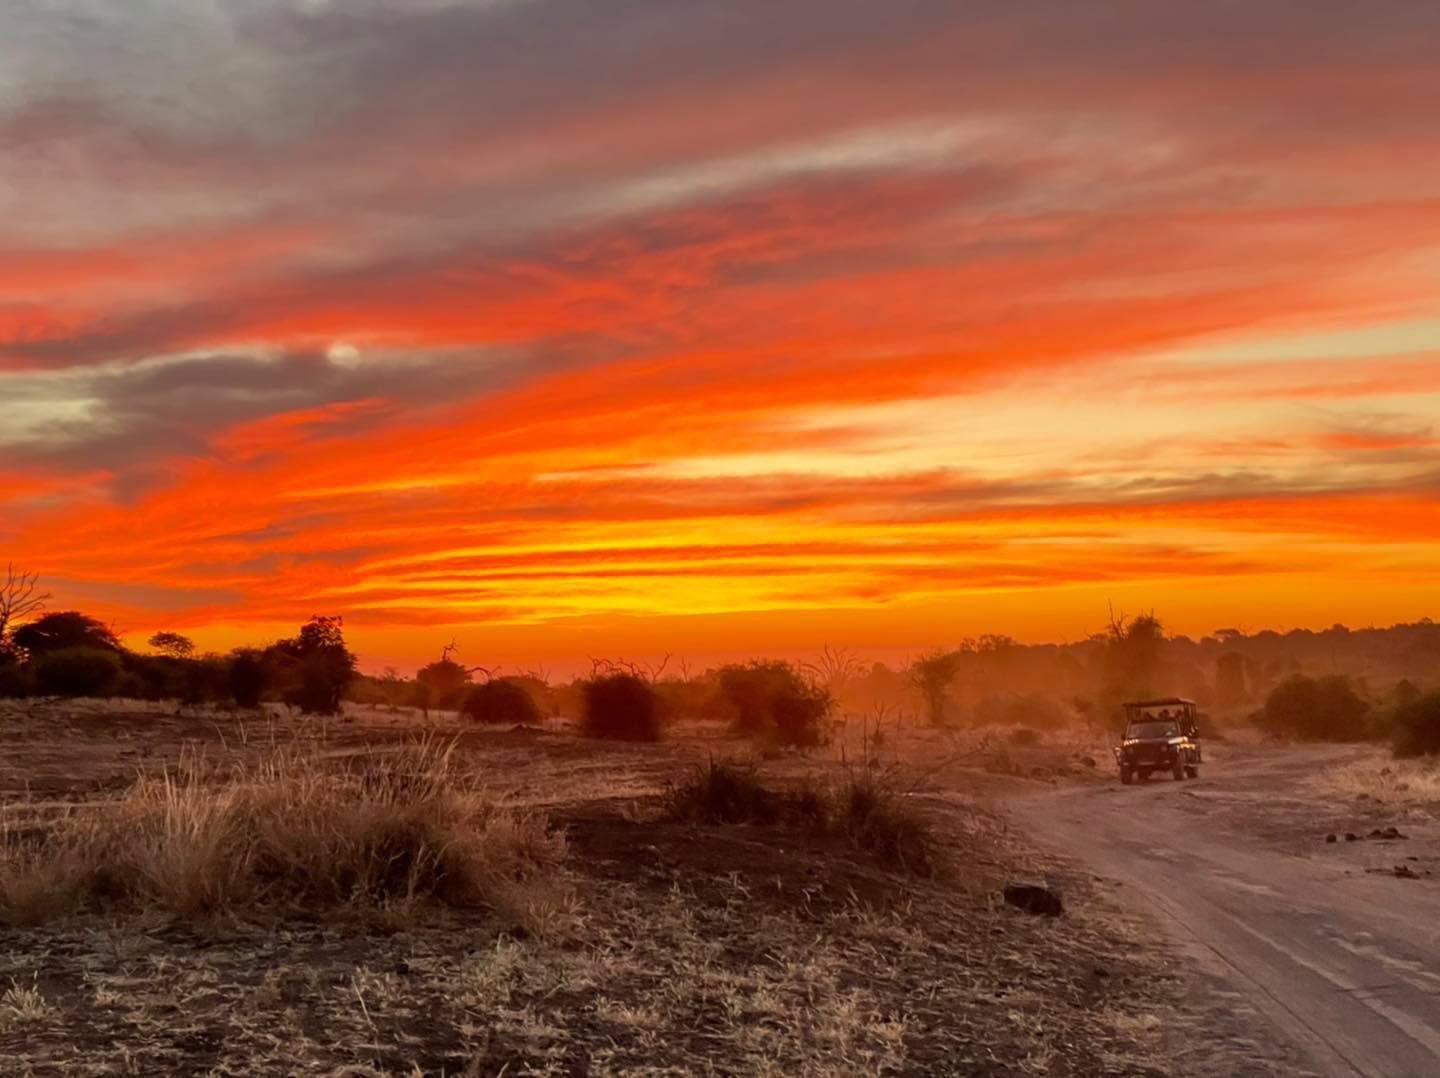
[1126,721,1178,740]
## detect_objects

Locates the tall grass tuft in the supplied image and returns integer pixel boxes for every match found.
[0,737,565,928]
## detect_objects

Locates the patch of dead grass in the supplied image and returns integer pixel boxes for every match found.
[1316,751,1440,805]
[0,736,565,929]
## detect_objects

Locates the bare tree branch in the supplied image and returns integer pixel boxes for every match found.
[0,563,51,646]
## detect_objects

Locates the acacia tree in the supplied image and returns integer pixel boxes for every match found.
[148,631,197,659]
[910,648,964,726]
[0,564,50,656]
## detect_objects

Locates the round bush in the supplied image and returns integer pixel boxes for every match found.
[581,674,661,741]
[461,678,542,725]
[1392,691,1440,758]
[712,662,831,745]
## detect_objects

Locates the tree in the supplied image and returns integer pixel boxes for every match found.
[910,649,963,725]
[148,631,196,659]
[461,678,542,725]
[1215,652,1247,708]
[228,649,268,710]
[13,611,121,657]
[415,641,486,711]
[1260,675,1372,741]
[1392,691,1440,758]
[1102,608,1166,710]
[33,648,122,698]
[268,615,356,715]
[0,564,50,656]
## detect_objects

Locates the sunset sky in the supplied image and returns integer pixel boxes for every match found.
[3,2,1439,671]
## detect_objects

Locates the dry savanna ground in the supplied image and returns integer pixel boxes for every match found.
[2,699,1205,1076]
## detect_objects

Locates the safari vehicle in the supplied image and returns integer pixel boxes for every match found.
[1114,697,1201,784]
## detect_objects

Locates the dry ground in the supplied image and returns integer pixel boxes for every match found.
[1,701,1243,1076]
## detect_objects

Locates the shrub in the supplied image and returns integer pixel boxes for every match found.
[581,673,660,741]
[0,662,33,699]
[664,765,938,875]
[768,681,833,747]
[665,761,778,824]
[0,739,565,927]
[713,661,832,746]
[1392,691,1440,758]
[180,656,230,707]
[461,678,542,725]
[416,657,471,711]
[229,650,268,709]
[32,648,122,698]
[825,774,938,877]
[1260,675,1373,741]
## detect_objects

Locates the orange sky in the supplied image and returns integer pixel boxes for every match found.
[2,3,1439,671]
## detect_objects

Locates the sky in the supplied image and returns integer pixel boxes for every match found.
[2,1,1439,672]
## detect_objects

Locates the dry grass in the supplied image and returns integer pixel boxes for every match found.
[0,737,565,928]
[666,761,939,876]
[0,701,1256,1074]
[1317,751,1440,804]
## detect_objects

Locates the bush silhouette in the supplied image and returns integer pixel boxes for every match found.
[581,673,660,741]
[1392,691,1440,758]
[416,657,471,710]
[713,662,831,746]
[665,761,778,824]
[229,650,268,710]
[33,648,123,698]
[1260,675,1372,741]
[180,656,229,707]
[461,678,542,725]
[0,661,34,698]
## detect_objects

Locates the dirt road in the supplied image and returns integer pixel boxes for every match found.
[1008,745,1440,1077]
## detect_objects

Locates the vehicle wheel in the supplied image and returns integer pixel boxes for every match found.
[1185,765,1199,779]
[1138,768,1151,781]
[1120,768,1133,785]
[1172,761,1185,781]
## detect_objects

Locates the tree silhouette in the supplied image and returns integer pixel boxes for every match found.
[910,649,964,726]
[13,611,121,656]
[148,631,196,659]
[0,564,50,655]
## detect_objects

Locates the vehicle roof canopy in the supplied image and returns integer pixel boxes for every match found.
[1123,697,1195,709]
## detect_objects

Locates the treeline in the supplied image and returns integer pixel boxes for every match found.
[1255,673,1440,758]
[852,615,1440,729]
[0,611,356,715]
[0,599,838,747]
[351,653,836,747]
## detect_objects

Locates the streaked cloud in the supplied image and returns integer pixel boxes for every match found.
[1,1,1438,665]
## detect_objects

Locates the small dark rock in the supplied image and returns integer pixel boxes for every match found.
[1357,793,1371,801]
[1325,834,1337,843]
[1394,865,1420,880]
[1345,833,1359,842]
[1004,883,1064,917]
[1080,756,1097,769]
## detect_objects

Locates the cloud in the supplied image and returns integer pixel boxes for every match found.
[3,1,1440,657]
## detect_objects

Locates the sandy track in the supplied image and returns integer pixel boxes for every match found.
[1008,746,1440,1077]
